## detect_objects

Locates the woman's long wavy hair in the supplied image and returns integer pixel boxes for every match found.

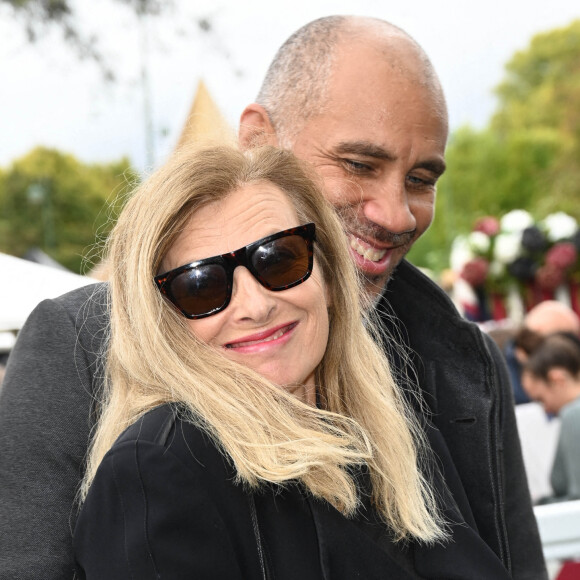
[81,145,446,543]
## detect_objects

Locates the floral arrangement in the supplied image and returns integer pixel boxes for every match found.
[450,210,580,321]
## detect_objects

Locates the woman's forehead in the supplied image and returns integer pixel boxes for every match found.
[164,183,301,269]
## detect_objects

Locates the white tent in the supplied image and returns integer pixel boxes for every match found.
[0,253,96,332]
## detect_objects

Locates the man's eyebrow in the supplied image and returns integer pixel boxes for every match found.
[334,141,395,161]
[417,158,446,177]
[334,140,446,176]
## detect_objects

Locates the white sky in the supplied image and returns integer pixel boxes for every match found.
[1,0,579,172]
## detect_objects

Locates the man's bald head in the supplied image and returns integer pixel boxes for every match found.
[240,16,449,300]
[255,15,446,146]
[525,300,580,336]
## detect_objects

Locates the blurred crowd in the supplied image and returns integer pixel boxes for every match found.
[486,300,580,505]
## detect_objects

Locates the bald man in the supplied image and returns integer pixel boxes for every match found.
[0,16,546,579]
[526,300,580,336]
[506,300,580,404]
[240,17,447,302]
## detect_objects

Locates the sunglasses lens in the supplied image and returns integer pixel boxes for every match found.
[251,235,311,289]
[170,264,229,317]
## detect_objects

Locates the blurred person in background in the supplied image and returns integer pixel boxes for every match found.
[0,15,545,579]
[522,332,580,503]
[505,301,580,404]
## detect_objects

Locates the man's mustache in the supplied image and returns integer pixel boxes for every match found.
[338,210,416,246]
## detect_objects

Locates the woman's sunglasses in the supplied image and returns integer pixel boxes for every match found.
[155,223,316,319]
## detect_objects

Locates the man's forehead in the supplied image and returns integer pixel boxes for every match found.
[319,75,449,157]
[309,71,448,150]
[325,32,447,118]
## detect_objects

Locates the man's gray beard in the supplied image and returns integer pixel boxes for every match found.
[360,251,408,311]
[361,276,387,310]
[361,268,394,311]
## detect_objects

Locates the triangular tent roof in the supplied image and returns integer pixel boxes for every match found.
[175,80,234,151]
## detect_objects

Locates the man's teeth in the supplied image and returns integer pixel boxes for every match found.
[350,236,387,262]
[230,327,287,348]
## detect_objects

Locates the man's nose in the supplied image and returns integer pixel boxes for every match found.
[361,180,416,235]
[229,267,277,322]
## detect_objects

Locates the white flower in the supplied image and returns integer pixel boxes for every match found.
[500,210,534,234]
[489,260,506,278]
[468,231,491,254]
[541,212,578,242]
[450,235,474,272]
[493,233,522,264]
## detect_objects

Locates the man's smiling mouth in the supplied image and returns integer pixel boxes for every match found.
[348,234,388,262]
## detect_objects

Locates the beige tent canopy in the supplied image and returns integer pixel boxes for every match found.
[175,80,234,150]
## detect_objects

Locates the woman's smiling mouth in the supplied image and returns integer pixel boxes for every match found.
[224,322,299,350]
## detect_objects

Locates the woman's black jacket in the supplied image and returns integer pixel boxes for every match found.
[74,404,513,579]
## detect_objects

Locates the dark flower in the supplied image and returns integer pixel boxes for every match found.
[473,216,500,237]
[571,229,580,252]
[507,256,537,281]
[521,226,548,253]
[546,242,577,270]
[460,257,489,287]
[535,264,565,291]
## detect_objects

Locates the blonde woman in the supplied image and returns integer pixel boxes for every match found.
[73,146,511,579]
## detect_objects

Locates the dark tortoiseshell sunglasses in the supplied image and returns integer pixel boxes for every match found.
[154,223,316,319]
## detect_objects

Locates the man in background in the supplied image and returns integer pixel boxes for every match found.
[505,300,580,404]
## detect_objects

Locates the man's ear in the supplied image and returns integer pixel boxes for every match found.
[547,367,570,388]
[238,104,279,149]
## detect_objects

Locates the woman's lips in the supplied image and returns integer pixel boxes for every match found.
[224,322,298,351]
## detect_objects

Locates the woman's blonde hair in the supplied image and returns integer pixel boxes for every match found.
[82,145,446,543]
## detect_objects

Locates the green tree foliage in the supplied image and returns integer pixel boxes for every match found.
[408,19,580,273]
[493,19,580,211]
[493,20,580,135]
[0,147,135,273]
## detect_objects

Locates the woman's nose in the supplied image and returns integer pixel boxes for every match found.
[228,267,277,322]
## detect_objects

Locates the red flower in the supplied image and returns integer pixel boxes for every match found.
[460,257,489,287]
[473,216,500,237]
[546,242,577,270]
[535,264,565,291]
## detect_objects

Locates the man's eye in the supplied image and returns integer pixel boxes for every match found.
[343,159,372,173]
[407,174,437,187]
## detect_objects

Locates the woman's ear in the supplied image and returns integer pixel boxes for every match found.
[238,104,279,149]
